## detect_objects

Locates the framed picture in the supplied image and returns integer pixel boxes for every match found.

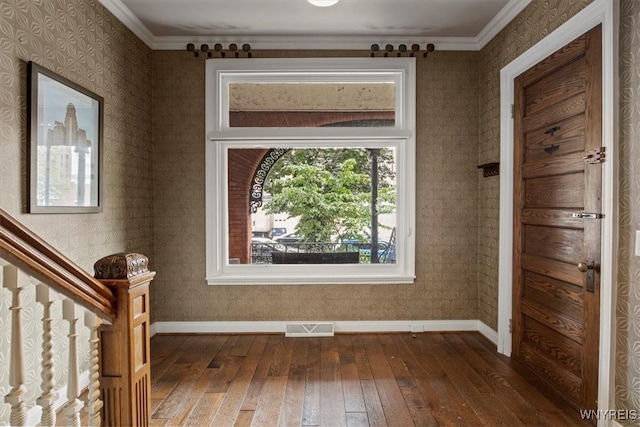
[27,62,103,213]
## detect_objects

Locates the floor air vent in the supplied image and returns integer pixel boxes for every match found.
[285,322,334,337]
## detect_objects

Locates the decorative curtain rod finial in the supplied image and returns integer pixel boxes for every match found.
[423,43,435,58]
[185,43,252,58]
[243,43,252,58]
[370,43,435,58]
[186,42,198,57]
[370,44,379,57]
[201,43,213,58]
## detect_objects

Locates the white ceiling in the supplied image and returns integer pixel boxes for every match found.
[98,0,532,50]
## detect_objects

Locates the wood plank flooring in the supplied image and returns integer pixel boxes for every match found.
[149,332,593,427]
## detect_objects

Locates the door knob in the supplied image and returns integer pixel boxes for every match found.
[577,261,593,272]
[577,260,595,293]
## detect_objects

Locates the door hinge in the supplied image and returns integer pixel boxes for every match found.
[572,212,605,219]
[583,147,605,164]
[511,104,514,119]
[509,319,512,333]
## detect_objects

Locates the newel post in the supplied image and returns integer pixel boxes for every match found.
[94,253,155,426]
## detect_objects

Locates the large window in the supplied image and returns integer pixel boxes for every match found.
[206,58,415,285]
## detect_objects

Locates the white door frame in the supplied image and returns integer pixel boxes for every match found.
[497,0,618,417]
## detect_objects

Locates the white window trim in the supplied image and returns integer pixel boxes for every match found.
[205,58,416,285]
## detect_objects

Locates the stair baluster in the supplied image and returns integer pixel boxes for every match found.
[2,264,28,427]
[62,299,84,427]
[84,310,104,426]
[35,283,59,426]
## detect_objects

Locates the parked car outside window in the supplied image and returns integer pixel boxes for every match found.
[273,233,302,244]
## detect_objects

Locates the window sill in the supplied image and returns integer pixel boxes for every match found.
[206,265,415,285]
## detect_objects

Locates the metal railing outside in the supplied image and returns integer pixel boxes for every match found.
[250,241,395,264]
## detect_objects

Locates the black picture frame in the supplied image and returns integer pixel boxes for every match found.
[27,62,104,213]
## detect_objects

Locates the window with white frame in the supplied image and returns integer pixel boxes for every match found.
[205,58,415,285]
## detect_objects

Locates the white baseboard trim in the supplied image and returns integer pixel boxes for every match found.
[26,369,90,427]
[477,320,499,344]
[151,319,498,345]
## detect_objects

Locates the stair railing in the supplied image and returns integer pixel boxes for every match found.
[0,208,154,426]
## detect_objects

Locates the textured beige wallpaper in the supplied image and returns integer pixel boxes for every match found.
[0,0,154,271]
[3,0,637,423]
[0,0,153,423]
[477,0,593,329]
[151,50,480,322]
[616,0,640,421]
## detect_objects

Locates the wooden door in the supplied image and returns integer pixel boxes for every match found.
[512,25,602,411]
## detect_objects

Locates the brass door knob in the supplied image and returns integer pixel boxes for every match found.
[578,261,594,272]
[578,260,596,293]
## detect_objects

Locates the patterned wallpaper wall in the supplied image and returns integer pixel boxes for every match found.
[151,50,481,323]
[2,0,637,423]
[0,0,153,423]
[616,0,640,421]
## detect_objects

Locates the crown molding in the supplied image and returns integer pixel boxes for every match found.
[150,35,481,51]
[98,0,531,52]
[474,0,532,49]
[98,0,155,47]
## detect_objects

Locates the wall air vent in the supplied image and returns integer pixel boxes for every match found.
[285,322,334,337]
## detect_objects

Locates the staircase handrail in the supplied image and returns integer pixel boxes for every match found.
[0,208,116,320]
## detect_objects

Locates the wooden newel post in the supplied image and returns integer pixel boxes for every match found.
[94,253,155,426]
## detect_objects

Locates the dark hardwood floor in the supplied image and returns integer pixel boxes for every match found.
[148,332,593,426]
